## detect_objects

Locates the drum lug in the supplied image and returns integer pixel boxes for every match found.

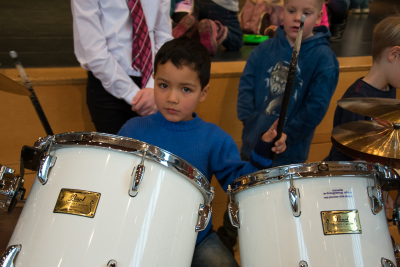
[37,154,56,185]
[0,244,21,267]
[129,145,149,197]
[367,185,383,215]
[36,137,56,185]
[289,186,301,217]
[227,185,240,228]
[227,202,240,228]
[107,259,117,267]
[195,204,212,231]
[381,257,396,267]
[299,260,308,267]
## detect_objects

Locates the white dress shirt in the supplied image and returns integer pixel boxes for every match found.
[72,0,173,105]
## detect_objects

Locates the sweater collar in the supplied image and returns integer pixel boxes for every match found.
[152,111,203,130]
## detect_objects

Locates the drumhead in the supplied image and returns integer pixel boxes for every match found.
[34,132,213,203]
[229,161,398,195]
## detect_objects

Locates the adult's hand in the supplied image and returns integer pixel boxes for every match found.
[131,87,157,116]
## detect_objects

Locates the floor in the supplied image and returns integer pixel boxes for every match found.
[0,0,399,69]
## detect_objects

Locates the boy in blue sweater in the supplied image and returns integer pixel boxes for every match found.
[326,16,400,161]
[118,37,287,267]
[237,0,339,166]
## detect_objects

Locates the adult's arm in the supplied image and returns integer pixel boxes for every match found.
[71,0,140,105]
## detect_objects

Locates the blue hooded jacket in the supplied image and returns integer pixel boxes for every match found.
[238,25,339,166]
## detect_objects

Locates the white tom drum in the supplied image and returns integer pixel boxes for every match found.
[227,162,398,267]
[2,132,214,267]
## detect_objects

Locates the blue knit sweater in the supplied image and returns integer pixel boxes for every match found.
[118,111,274,245]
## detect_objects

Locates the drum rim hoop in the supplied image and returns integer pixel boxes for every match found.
[35,132,214,204]
[229,161,397,195]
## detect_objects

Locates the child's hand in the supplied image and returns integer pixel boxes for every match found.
[262,119,287,154]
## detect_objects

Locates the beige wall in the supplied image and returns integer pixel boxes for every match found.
[1,57,395,230]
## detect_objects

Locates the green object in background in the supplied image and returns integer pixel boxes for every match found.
[243,34,269,44]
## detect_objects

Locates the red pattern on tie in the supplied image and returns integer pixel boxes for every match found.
[129,0,152,89]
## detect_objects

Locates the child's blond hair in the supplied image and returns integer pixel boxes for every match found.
[283,0,324,10]
[372,16,400,62]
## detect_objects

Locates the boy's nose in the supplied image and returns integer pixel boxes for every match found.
[167,89,179,103]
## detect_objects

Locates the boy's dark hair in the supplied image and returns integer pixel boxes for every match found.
[154,37,211,89]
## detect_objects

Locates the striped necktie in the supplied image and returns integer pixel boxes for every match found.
[129,0,152,89]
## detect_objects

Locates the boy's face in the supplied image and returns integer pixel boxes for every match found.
[283,0,323,46]
[153,60,209,122]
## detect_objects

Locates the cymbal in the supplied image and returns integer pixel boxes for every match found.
[332,119,400,168]
[337,97,400,124]
[0,72,30,96]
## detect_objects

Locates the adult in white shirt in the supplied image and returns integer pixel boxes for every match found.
[71,0,173,134]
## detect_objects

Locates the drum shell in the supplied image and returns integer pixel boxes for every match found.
[8,146,203,266]
[235,175,396,267]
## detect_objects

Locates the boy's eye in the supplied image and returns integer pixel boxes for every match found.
[182,87,192,93]
[160,83,168,88]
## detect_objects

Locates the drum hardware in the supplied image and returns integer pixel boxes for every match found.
[299,260,308,267]
[227,185,240,228]
[129,144,149,197]
[0,244,21,267]
[381,257,396,267]
[195,204,212,231]
[367,174,384,215]
[37,136,56,185]
[0,166,14,180]
[0,165,25,214]
[107,259,117,267]
[288,173,301,217]
[394,244,400,261]
[392,184,400,234]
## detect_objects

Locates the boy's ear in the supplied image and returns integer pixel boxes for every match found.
[199,84,210,103]
[315,10,323,25]
[388,46,400,63]
[152,73,155,79]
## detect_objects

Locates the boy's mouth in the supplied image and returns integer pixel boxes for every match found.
[292,26,299,32]
[165,108,178,114]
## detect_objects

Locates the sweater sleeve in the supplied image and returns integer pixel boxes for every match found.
[283,57,339,145]
[212,134,274,191]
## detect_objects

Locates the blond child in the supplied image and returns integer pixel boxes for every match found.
[237,0,339,166]
[326,16,400,161]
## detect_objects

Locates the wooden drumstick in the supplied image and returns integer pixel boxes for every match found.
[272,15,306,161]
[10,51,54,136]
